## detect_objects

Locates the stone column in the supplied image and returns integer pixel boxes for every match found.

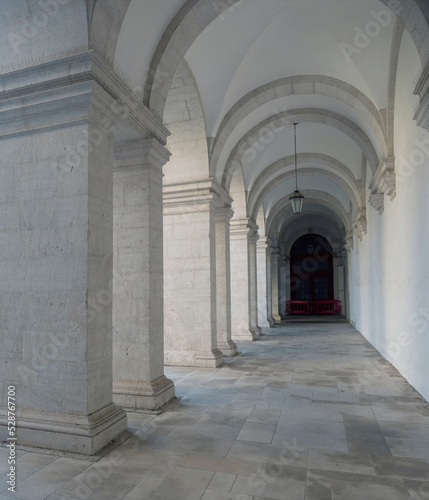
[230,218,258,341]
[163,180,225,367]
[0,55,128,454]
[266,248,275,326]
[112,139,175,411]
[249,233,262,337]
[257,237,272,328]
[285,256,292,305]
[271,248,282,324]
[279,256,287,319]
[215,208,238,357]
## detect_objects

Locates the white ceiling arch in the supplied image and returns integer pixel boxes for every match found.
[221,108,380,191]
[210,75,387,176]
[266,192,351,239]
[248,153,362,221]
[251,169,360,224]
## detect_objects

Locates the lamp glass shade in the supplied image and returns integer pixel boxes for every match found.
[289,190,304,214]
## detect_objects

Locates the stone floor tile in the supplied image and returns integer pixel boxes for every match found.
[305,471,333,500]
[142,466,214,500]
[236,422,277,443]
[403,479,429,500]
[372,454,429,481]
[330,478,411,500]
[123,477,164,499]
[343,415,392,455]
[386,437,429,460]
[378,420,429,441]
[273,417,348,453]
[308,449,375,475]
[53,471,143,500]
[246,408,281,425]
[201,490,253,500]
[231,466,306,500]
[155,428,235,457]
[179,454,263,476]
[27,457,92,483]
[208,471,236,491]
[227,440,308,468]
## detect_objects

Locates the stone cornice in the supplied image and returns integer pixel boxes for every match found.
[163,178,233,214]
[369,192,385,215]
[344,231,354,252]
[256,236,273,250]
[368,157,395,214]
[229,217,258,240]
[114,138,171,170]
[352,209,367,240]
[0,51,169,143]
[414,60,429,130]
[215,207,234,223]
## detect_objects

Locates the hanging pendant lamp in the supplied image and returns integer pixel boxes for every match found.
[289,122,304,214]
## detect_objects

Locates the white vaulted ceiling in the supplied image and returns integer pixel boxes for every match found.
[112,0,421,246]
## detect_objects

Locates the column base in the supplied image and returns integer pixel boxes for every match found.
[113,375,175,411]
[251,325,263,337]
[165,348,224,367]
[272,314,282,325]
[232,329,258,341]
[218,340,238,357]
[0,403,127,456]
[258,320,271,328]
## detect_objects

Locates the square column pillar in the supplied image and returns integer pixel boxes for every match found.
[279,256,287,319]
[249,233,262,337]
[0,65,127,454]
[257,237,272,328]
[271,248,282,324]
[266,249,275,327]
[112,139,175,411]
[163,180,225,367]
[230,218,259,341]
[215,208,237,357]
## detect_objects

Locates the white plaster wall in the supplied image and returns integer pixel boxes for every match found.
[349,30,429,402]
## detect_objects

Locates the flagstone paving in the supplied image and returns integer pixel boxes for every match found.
[1,323,429,499]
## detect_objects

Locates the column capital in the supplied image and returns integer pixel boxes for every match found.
[163,178,233,214]
[114,138,171,171]
[229,217,258,240]
[257,236,273,249]
[270,246,281,257]
[368,157,396,214]
[215,206,234,222]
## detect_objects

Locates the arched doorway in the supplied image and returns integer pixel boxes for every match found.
[288,234,340,315]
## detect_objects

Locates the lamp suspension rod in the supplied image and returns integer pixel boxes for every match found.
[294,122,298,192]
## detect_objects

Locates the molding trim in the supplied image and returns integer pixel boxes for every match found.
[0,51,169,143]
[163,178,233,214]
[368,157,396,214]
